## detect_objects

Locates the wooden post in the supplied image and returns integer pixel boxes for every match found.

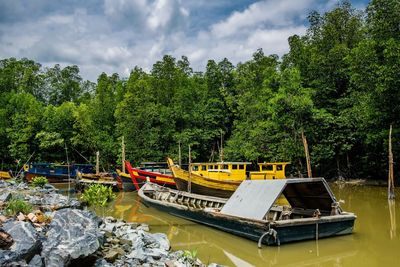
[178,141,182,167]
[302,130,312,178]
[96,151,100,175]
[388,124,395,199]
[122,136,126,173]
[188,145,191,193]
[220,130,224,162]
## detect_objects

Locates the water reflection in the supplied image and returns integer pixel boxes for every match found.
[101,185,400,266]
[388,199,396,239]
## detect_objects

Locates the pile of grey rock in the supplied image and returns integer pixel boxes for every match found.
[0,181,222,266]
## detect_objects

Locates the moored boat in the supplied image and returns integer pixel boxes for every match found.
[138,178,356,246]
[167,158,290,199]
[124,160,176,190]
[76,170,122,191]
[0,170,13,180]
[24,163,77,183]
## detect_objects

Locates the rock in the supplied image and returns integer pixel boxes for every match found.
[0,215,8,223]
[0,192,11,202]
[26,213,37,223]
[0,250,16,265]
[2,221,41,262]
[94,258,113,267]
[137,224,149,232]
[41,208,102,266]
[28,254,43,267]
[142,232,170,251]
[16,213,25,221]
[103,250,119,263]
[25,193,81,211]
[0,229,13,249]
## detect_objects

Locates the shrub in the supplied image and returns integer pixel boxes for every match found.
[32,176,48,188]
[81,184,116,208]
[4,198,33,216]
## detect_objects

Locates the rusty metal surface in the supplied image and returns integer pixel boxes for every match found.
[220,180,286,220]
[220,178,336,220]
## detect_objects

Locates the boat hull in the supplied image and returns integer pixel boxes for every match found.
[174,177,235,198]
[141,193,355,245]
[25,172,75,184]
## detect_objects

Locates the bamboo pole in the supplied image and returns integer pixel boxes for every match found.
[178,141,182,167]
[220,130,224,162]
[122,136,126,173]
[388,124,395,199]
[302,130,312,178]
[188,145,192,193]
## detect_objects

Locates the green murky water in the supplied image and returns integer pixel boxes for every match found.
[101,184,400,267]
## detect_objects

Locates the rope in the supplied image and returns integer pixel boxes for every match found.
[258,226,279,248]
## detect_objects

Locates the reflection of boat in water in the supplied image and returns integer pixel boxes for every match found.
[139,178,356,246]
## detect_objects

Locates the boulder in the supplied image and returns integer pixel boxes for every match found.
[25,193,81,211]
[0,229,13,249]
[0,191,11,202]
[28,254,43,267]
[41,208,102,267]
[2,221,41,262]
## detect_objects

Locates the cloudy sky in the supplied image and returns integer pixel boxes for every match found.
[0,0,369,81]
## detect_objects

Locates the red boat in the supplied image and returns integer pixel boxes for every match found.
[124,160,176,190]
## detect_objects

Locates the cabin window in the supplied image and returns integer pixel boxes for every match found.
[232,165,238,170]
[239,165,244,170]
[262,165,273,171]
[214,165,218,169]
[192,165,199,171]
[222,164,228,170]
[202,165,207,171]
[276,165,283,171]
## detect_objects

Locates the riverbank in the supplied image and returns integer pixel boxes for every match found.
[0,180,221,266]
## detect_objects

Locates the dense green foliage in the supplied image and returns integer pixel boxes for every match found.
[81,184,116,207]
[0,0,398,180]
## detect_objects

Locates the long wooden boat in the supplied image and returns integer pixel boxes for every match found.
[124,160,176,191]
[76,170,122,191]
[138,178,356,246]
[167,158,290,198]
[24,163,77,183]
[115,169,137,192]
[0,170,13,180]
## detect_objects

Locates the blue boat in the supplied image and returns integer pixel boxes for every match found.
[24,163,94,184]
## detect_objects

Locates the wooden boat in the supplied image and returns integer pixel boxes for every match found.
[24,163,77,183]
[76,170,122,191]
[0,170,13,180]
[167,158,290,198]
[138,178,356,246]
[124,160,176,191]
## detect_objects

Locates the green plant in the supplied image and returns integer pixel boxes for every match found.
[4,198,33,216]
[181,249,198,263]
[81,184,116,207]
[31,176,48,188]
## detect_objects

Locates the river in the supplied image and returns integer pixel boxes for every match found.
[100,183,399,267]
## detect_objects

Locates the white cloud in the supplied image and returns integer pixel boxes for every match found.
[210,0,314,38]
[0,0,367,81]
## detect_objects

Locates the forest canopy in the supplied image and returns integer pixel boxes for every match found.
[0,0,398,180]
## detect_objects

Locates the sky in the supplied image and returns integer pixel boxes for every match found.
[0,0,369,81]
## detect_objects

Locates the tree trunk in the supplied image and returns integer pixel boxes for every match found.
[302,130,312,178]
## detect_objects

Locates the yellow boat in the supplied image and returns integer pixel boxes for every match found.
[0,171,13,180]
[167,158,290,200]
